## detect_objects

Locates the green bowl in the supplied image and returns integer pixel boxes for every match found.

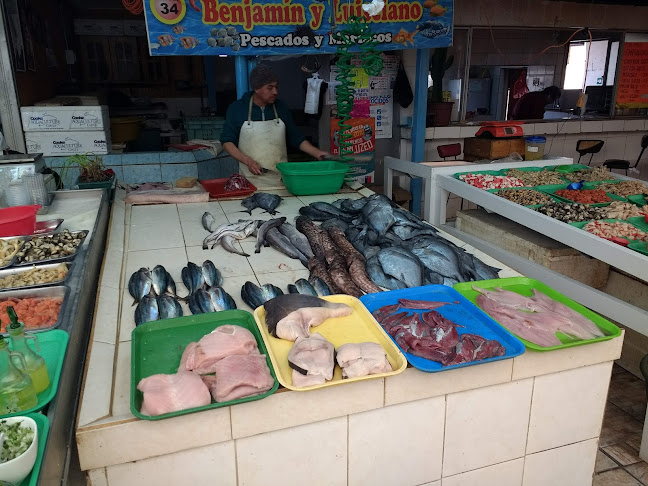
[276,161,350,196]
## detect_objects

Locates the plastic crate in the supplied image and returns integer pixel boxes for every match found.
[185,117,225,141]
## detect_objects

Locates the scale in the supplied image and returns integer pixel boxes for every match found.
[475,121,525,139]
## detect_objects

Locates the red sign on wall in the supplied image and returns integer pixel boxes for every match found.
[616,42,648,109]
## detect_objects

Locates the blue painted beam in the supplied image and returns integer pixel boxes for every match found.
[204,57,217,111]
[235,57,249,98]
[410,48,429,217]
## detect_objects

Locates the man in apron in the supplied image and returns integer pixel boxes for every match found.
[221,65,327,175]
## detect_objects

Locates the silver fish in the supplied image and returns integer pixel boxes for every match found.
[255,217,286,253]
[201,260,223,287]
[265,228,308,266]
[294,278,317,296]
[157,294,183,319]
[187,293,202,315]
[202,221,254,250]
[241,281,283,309]
[194,288,215,313]
[186,262,205,293]
[129,269,153,306]
[310,201,354,222]
[220,234,250,257]
[151,265,168,296]
[208,286,237,311]
[277,222,314,259]
[181,266,194,295]
[134,295,159,326]
[308,276,331,296]
[377,247,424,288]
[202,212,217,232]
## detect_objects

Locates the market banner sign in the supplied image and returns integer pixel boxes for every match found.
[144,0,453,55]
[616,34,648,109]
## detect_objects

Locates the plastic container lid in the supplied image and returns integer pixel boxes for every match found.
[525,136,547,143]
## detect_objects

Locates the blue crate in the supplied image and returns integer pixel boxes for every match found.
[185,117,225,141]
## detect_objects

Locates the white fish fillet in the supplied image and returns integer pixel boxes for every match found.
[138,371,211,416]
[288,333,335,384]
[336,342,392,379]
[207,354,274,402]
[276,305,352,341]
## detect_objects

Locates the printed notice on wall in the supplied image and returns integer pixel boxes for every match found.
[616,41,648,109]
[369,90,393,139]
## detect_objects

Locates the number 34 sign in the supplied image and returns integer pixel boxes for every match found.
[150,0,187,24]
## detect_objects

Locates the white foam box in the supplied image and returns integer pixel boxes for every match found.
[21,105,110,131]
[25,130,111,156]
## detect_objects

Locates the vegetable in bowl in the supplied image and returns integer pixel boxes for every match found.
[0,419,34,463]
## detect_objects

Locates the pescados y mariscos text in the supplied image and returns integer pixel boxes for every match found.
[238,31,393,48]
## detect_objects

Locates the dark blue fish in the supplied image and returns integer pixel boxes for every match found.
[201,260,223,288]
[129,269,152,306]
[208,286,237,311]
[157,294,183,319]
[134,295,159,326]
[151,265,169,296]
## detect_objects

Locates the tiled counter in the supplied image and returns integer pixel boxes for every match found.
[76,183,623,486]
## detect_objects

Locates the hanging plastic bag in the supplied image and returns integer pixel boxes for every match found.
[305,73,324,115]
[393,63,413,108]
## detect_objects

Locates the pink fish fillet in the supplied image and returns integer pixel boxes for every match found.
[530,290,603,337]
[397,299,452,310]
[209,354,275,402]
[472,285,537,310]
[138,371,211,416]
[178,325,259,374]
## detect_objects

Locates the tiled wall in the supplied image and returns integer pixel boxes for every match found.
[44,150,239,188]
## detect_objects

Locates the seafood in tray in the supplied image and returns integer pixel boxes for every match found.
[535,202,607,223]
[582,220,648,242]
[458,173,524,190]
[494,188,553,206]
[0,237,25,268]
[360,285,525,372]
[554,189,612,204]
[15,230,87,265]
[0,263,71,291]
[505,168,564,186]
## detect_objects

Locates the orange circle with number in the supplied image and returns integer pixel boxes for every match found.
[150,0,186,24]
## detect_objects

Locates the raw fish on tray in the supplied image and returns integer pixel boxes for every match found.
[204,353,274,402]
[288,333,335,387]
[336,342,393,378]
[473,286,604,347]
[138,371,211,416]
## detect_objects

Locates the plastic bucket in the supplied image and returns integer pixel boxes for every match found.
[276,161,350,196]
[0,205,42,237]
[525,136,546,161]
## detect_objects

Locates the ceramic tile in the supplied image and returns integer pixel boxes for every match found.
[511,332,623,380]
[159,151,196,163]
[599,402,643,448]
[255,268,310,294]
[86,468,108,486]
[231,378,383,438]
[298,194,345,204]
[442,458,524,486]
[123,164,162,184]
[595,450,619,473]
[602,442,642,466]
[104,165,124,181]
[443,379,533,476]
[624,120,645,132]
[128,223,185,251]
[107,218,125,253]
[582,121,604,133]
[92,286,120,345]
[220,274,260,311]
[358,187,376,197]
[625,134,645,162]
[349,397,445,486]
[604,135,629,162]
[125,247,188,285]
[112,341,131,416]
[118,288,138,342]
[603,120,625,132]
[160,163,198,183]
[130,204,179,226]
[180,212,229,247]
[523,124,535,135]
[593,468,642,486]
[77,342,115,427]
[385,360,512,406]
[236,417,347,486]
[625,462,648,484]
[562,121,582,134]
[527,362,612,453]
[177,201,225,219]
[459,126,479,138]
[77,407,232,470]
[121,153,161,165]
[434,127,461,138]
[193,149,213,161]
[420,482,441,486]
[105,441,236,486]
[186,244,254,278]
[522,438,598,486]
[197,159,222,180]
[101,250,125,289]
[241,240,308,274]
[535,122,558,135]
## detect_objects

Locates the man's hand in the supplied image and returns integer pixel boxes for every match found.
[244,157,263,175]
[315,151,330,160]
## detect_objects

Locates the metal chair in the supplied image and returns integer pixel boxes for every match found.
[603,134,648,175]
[437,143,462,160]
[575,140,605,166]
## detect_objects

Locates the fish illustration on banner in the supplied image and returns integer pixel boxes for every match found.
[144,0,453,55]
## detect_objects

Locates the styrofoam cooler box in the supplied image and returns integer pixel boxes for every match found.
[25,130,111,155]
[21,105,110,131]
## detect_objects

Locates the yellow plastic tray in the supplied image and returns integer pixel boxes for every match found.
[253,295,407,391]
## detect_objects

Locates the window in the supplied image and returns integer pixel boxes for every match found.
[563,40,620,90]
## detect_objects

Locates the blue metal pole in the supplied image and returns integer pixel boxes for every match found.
[234,57,249,98]
[247,58,257,78]
[204,57,217,112]
[410,48,429,217]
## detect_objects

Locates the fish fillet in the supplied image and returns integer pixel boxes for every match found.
[288,333,335,385]
[138,371,211,416]
[336,342,392,378]
[206,354,275,402]
[264,294,352,341]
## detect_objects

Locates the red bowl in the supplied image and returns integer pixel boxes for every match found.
[0,205,41,237]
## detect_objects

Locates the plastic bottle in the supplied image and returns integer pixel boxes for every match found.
[0,335,38,414]
[7,306,50,393]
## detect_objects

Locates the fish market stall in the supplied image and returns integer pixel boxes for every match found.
[0,189,110,486]
[76,177,622,486]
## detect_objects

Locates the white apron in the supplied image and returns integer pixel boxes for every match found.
[238,98,287,172]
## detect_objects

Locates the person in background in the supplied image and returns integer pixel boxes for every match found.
[511,86,562,120]
[221,65,327,175]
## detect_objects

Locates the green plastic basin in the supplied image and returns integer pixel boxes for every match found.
[276,161,350,196]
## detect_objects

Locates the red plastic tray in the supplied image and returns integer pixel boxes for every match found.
[200,178,257,198]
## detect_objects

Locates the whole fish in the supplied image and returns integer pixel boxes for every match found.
[360,195,396,236]
[328,257,363,297]
[349,258,382,294]
[201,260,223,287]
[294,278,317,296]
[308,256,340,294]
[255,217,286,253]
[241,195,259,215]
[202,212,217,232]
[165,271,177,297]
[187,262,206,292]
[296,216,326,258]
[391,224,438,241]
[134,295,159,326]
[208,286,237,311]
[366,256,407,290]
[202,220,257,250]
[287,284,299,294]
[266,228,308,266]
[181,266,194,295]
[241,281,283,309]
[471,256,500,280]
[298,206,332,221]
[377,247,424,288]
[320,218,349,233]
[218,234,249,257]
[410,247,463,281]
[157,294,183,319]
[327,226,365,263]
[310,202,354,222]
[308,276,331,296]
[187,293,202,315]
[254,193,283,215]
[151,265,169,296]
[341,198,367,213]
[129,269,153,306]
[195,288,215,313]
[277,222,314,259]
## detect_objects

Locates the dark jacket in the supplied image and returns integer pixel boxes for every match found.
[511,91,549,120]
[220,92,305,149]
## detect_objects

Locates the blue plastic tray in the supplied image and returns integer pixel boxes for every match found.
[359,285,526,372]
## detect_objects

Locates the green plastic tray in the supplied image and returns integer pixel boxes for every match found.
[276,161,350,196]
[1,330,69,419]
[13,412,50,486]
[453,277,621,351]
[628,194,648,207]
[453,169,505,180]
[553,164,592,173]
[570,217,648,232]
[628,240,648,255]
[487,187,562,207]
[536,184,625,205]
[131,310,279,421]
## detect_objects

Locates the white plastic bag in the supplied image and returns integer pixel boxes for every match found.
[304,74,324,115]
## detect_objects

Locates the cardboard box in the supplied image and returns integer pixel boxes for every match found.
[25,130,111,156]
[463,137,526,161]
[21,105,110,131]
